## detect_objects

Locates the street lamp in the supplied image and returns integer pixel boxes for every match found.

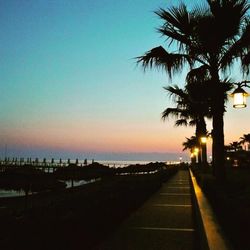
[231,81,250,108]
[194,147,199,154]
[193,147,199,164]
[200,136,207,144]
[200,136,208,165]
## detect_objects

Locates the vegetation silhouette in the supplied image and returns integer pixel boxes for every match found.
[223,133,250,167]
[239,133,250,150]
[229,141,242,152]
[137,0,250,181]
[162,84,212,165]
[182,136,199,164]
[192,161,250,250]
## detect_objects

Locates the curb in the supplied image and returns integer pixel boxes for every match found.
[189,169,232,250]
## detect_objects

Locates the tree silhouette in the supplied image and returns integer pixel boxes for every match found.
[162,84,210,165]
[137,0,250,181]
[182,136,199,164]
[239,133,250,150]
[229,141,242,152]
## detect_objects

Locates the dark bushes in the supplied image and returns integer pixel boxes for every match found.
[192,166,250,250]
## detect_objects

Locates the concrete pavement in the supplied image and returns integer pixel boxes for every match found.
[97,170,199,250]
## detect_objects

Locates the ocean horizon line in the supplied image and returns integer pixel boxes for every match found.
[0,151,189,162]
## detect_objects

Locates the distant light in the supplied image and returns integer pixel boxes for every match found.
[232,86,248,108]
[226,157,230,160]
[194,147,199,154]
[200,137,207,144]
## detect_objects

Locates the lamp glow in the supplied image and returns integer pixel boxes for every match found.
[200,136,207,144]
[194,147,199,155]
[232,86,248,108]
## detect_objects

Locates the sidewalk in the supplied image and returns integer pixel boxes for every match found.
[97,170,199,250]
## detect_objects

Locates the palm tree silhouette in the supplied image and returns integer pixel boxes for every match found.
[229,141,242,152]
[162,84,210,165]
[137,0,250,181]
[182,136,199,164]
[239,134,250,150]
[183,136,198,151]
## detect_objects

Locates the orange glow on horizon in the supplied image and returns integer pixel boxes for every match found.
[2,119,188,154]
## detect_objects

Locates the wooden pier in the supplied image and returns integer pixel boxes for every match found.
[0,158,87,173]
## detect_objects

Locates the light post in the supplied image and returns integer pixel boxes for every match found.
[194,147,199,164]
[231,81,250,108]
[190,152,196,165]
[200,136,207,144]
[200,136,208,166]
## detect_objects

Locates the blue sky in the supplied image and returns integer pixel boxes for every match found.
[0,0,249,161]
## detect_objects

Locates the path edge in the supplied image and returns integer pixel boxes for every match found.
[189,168,232,250]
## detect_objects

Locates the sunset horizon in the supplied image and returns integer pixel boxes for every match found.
[1,0,250,161]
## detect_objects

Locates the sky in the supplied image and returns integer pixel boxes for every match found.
[0,0,250,161]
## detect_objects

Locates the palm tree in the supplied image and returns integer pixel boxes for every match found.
[182,136,198,151]
[182,136,199,164]
[229,141,242,152]
[137,0,250,181]
[239,133,250,150]
[162,84,210,165]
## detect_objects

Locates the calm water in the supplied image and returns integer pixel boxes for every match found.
[0,178,100,198]
[63,178,101,188]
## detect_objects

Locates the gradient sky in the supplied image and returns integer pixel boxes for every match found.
[1,0,250,161]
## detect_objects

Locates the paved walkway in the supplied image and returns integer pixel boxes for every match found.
[97,170,199,250]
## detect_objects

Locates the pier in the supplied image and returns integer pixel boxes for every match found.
[0,158,125,173]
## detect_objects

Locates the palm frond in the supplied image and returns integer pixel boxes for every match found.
[163,85,188,101]
[208,0,250,40]
[136,46,191,78]
[161,107,183,120]
[175,119,188,127]
[239,133,250,143]
[189,119,197,127]
[186,65,210,83]
[220,22,250,71]
[155,4,191,48]
[242,52,250,75]
[182,136,198,151]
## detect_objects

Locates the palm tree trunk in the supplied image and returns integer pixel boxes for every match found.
[198,148,202,165]
[195,124,202,166]
[201,143,207,165]
[196,118,208,167]
[212,97,226,181]
[210,67,226,181]
[199,117,208,166]
[191,155,196,165]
